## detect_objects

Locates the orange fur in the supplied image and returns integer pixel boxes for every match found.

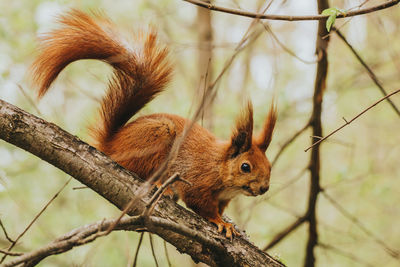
[31,10,277,239]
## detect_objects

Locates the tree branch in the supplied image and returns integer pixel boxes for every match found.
[183,0,400,21]
[0,99,284,267]
[0,219,15,244]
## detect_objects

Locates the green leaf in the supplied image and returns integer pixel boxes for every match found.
[326,14,336,32]
[321,7,344,32]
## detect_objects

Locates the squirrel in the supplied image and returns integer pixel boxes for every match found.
[30,10,277,239]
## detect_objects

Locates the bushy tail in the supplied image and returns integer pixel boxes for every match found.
[31,9,172,149]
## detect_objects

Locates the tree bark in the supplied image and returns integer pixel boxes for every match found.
[0,99,284,267]
[304,0,330,266]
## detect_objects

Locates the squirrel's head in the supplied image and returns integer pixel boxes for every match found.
[221,101,277,199]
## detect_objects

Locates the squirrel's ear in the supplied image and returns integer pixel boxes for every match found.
[255,102,277,153]
[227,101,253,158]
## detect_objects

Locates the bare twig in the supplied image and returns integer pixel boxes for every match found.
[0,177,72,264]
[305,88,400,152]
[145,173,190,216]
[263,215,308,251]
[163,240,172,267]
[272,122,310,166]
[323,172,368,189]
[104,173,190,239]
[183,0,400,21]
[322,191,400,260]
[334,29,400,117]
[0,250,22,257]
[0,219,15,243]
[261,23,318,64]
[16,84,42,116]
[318,242,375,267]
[132,232,144,267]
[267,167,308,200]
[149,233,160,267]
[72,186,88,190]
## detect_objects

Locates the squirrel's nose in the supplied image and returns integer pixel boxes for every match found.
[260,185,270,194]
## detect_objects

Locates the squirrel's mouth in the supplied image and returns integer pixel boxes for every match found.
[241,185,257,196]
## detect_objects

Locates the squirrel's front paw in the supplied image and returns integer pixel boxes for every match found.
[209,217,240,239]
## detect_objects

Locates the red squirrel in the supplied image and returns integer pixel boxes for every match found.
[31,10,277,238]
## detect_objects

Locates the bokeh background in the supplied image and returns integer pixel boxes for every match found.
[1,0,400,266]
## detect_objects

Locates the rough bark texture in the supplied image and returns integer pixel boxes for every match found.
[0,99,284,267]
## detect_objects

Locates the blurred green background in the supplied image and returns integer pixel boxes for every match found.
[1,0,400,266]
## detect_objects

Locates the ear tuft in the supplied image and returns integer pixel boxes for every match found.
[255,101,277,152]
[227,101,253,158]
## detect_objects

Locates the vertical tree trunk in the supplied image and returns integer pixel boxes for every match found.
[305,0,330,266]
[197,1,214,130]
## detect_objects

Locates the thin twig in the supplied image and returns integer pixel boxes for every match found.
[267,167,308,200]
[0,250,22,257]
[149,233,160,267]
[263,215,308,251]
[322,172,368,189]
[16,84,42,116]
[321,1,371,40]
[183,0,400,21]
[0,219,15,243]
[72,186,88,190]
[272,121,310,166]
[163,240,172,267]
[132,232,144,267]
[318,242,375,267]
[104,173,189,237]
[261,23,318,64]
[145,173,190,216]
[200,58,212,127]
[0,177,72,264]
[305,88,400,152]
[335,29,400,117]
[322,191,400,260]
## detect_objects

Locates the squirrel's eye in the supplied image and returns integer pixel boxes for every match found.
[241,163,251,173]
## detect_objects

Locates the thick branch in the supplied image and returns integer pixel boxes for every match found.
[0,99,284,267]
[183,0,400,21]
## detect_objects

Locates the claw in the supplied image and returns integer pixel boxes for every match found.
[208,217,240,239]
